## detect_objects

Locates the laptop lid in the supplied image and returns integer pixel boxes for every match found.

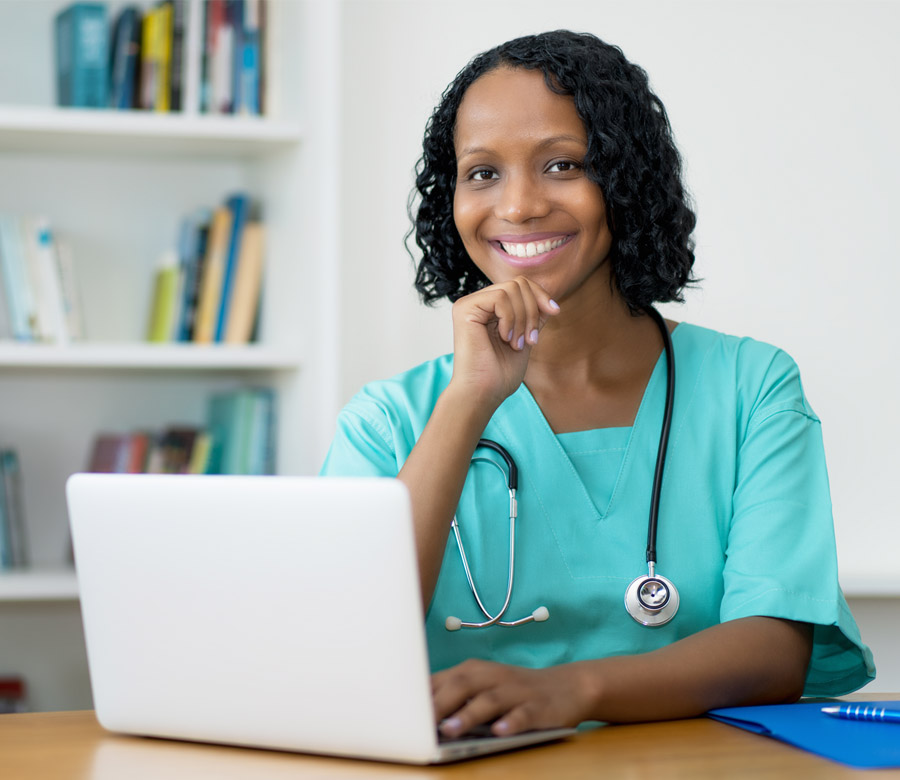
[67,473,573,764]
[67,473,449,763]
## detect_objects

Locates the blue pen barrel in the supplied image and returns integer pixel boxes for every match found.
[822,705,900,724]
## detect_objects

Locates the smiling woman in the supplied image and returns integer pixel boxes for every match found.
[320,30,874,739]
[452,67,613,310]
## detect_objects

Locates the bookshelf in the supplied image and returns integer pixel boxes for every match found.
[0,0,340,710]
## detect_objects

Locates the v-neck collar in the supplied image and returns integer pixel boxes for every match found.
[485,325,677,522]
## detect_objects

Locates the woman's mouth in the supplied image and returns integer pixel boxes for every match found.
[492,234,573,266]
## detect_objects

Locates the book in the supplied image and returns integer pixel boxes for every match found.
[146,250,180,342]
[0,677,27,714]
[139,6,160,110]
[0,451,29,568]
[223,221,265,343]
[155,1,173,112]
[109,6,141,109]
[226,0,245,114]
[55,2,109,108]
[175,209,211,341]
[54,238,86,341]
[206,388,275,475]
[145,427,200,473]
[169,0,186,111]
[87,434,130,473]
[140,4,173,112]
[186,431,213,473]
[22,217,69,344]
[192,206,232,343]
[237,0,261,115]
[0,215,36,341]
[213,193,250,342]
[0,455,11,568]
[205,0,232,114]
[181,0,205,113]
[124,432,152,473]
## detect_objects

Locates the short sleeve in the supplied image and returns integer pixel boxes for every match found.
[319,402,401,478]
[721,348,875,695]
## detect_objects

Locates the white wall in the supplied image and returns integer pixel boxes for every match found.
[339,0,900,688]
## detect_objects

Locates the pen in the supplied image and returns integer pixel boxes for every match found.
[821,704,900,724]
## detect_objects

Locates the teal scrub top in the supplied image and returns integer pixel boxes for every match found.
[321,323,875,696]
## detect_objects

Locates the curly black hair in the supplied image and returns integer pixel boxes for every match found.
[409,30,697,312]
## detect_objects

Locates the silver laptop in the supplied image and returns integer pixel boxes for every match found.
[66,473,574,764]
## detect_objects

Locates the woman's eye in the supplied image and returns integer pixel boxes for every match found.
[548,160,581,173]
[470,169,497,181]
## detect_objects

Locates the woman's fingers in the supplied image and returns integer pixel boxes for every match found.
[462,277,560,351]
[433,659,592,738]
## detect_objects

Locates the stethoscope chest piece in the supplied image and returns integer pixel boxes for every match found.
[624,573,679,626]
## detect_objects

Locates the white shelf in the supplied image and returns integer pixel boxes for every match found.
[0,567,78,602]
[0,342,302,371]
[0,105,302,158]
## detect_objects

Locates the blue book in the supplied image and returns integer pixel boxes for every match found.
[213,193,250,342]
[109,6,140,109]
[55,3,110,108]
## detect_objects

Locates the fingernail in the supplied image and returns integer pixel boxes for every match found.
[440,717,463,735]
[516,335,525,350]
[529,329,539,345]
[493,720,510,735]
[507,329,514,342]
[548,299,560,311]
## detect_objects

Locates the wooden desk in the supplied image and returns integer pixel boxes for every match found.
[1,705,898,779]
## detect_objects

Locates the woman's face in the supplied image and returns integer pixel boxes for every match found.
[452,66,613,303]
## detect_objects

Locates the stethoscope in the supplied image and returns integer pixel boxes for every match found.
[445,307,679,631]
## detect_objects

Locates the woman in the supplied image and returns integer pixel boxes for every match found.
[322,30,874,737]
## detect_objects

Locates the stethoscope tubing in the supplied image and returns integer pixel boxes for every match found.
[448,307,678,630]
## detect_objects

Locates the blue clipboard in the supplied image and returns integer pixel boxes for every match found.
[707,700,900,769]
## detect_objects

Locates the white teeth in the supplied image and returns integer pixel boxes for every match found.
[500,237,567,258]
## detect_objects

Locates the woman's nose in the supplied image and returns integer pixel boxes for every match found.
[493,173,549,223]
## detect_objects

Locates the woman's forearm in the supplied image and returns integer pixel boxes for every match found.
[397,384,497,608]
[576,616,813,723]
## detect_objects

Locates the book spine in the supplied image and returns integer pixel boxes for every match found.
[182,0,204,113]
[179,219,209,341]
[109,7,140,109]
[146,250,180,342]
[223,221,265,344]
[213,193,249,342]
[1,451,29,568]
[156,2,173,112]
[227,0,244,115]
[57,3,109,108]
[237,0,260,115]
[139,7,159,110]
[0,454,10,569]
[169,0,185,111]
[0,216,36,341]
[25,217,70,345]
[54,239,85,341]
[193,206,232,343]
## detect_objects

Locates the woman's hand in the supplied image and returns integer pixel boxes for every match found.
[449,276,560,409]
[432,659,594,738]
